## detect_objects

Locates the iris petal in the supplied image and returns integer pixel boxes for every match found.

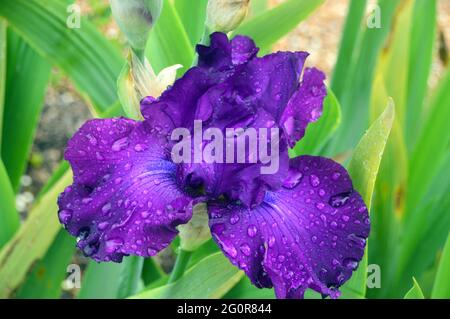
[208,156,369,298]
[58,118,193,262]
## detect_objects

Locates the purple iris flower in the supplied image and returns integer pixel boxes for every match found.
[58,32,369,299]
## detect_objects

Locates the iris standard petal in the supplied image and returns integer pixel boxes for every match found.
[58,118,193,262]
[208,156,369,298]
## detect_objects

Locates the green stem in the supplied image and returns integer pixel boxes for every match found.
[168,249,192,283]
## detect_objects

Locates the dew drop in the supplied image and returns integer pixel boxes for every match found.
[247,225,258,238]
[230,214,240,225]
[332,172,341,181]
[76,227,90,242]
[282,172,303,189]
[102,203,112,214]
[240,243,251,256]
[97,221,109,230]
[343,258,359,270]
[83,241,99,257]
[316,202,325,210]
[268,236,276,247]
[105,238,124,253]
[309,174,320,187]
[329,191,351,208]
[112,137,129,152]
[58,210,73,224]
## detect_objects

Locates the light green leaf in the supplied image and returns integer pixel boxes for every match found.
[330,0,400,153]
[431,232,450,298]
[15,231,75,298]
[406,66,450,222]
[232,0,325,53]
[0,159,19,249]
[173,0,207,48]
[131,252,243,299]
[289,89,341,157]
[78,256,144,299]
[331,0,367,100]
[147,0,194,74]
[0,170,73,298]
[404,278,425,299]
[341,100,395,298]
[0,0,123,114]
[1,30,51,191]
[0,19,6,147]
[405,0,437,148]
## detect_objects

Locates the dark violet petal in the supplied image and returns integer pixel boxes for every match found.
[208,156,369,299]
[197,32,258,71]
[59,118,193,262]
[140,67,217,132]
[280,67,327,147]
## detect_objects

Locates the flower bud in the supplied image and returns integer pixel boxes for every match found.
[110,0,163,51]
[206,0,250,33]
[178,203,211,252]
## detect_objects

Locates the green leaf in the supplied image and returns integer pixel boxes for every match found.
[232,0,325,53]
[78,256,144,299]
[0,0,123,114]
[330,0,400,153]
[131,252,243,299]
[173,0,207,48]
[1,30,51,191]
[341,100,395,298]
[0,170,73,298]
[147,0,194,74]
[0,159,19,249]
[396,152,450,294]
[406,66,450,222]
[250,0,268,17]
[225,276,275,299]
[431,233,450,298]
[15,230,75,298]
[289,89,341,157]
[405,0,437,148]
[348,100,395,207]
[331,0,367,100]
[0,19,6,147]
[404,278,425,299]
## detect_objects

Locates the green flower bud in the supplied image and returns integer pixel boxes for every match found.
[206,0,250,33]
[110,0,163,51]
[178,203,211,252]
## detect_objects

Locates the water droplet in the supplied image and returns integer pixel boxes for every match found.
[230,214,240,225]
[330,221,338,229]
[277,255,285,262]
[82,197,93,204]
[134,144,146,152]
[240,243,251,256]
[83,241,99,257]
[97,221,109,230]
[318,189,326,197]
[332,172,341,181]
[58,210,73,224]
[105,238,123,253]
[247,225,258,237]
[86,134,97,145]
[77,227,90,242]
[268,236,276,247]
[316,202,325,210]
[112,137,128,152]
[348,234,366,247]
[343,258,359,270]
[114,177,123,185]
[283,172,303,189]
[141,211,150,218]
[329,191,351,208]
[311,235,318,243]
[309,174,320,187]
[342,215,350,222]
[102,203,112,214]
